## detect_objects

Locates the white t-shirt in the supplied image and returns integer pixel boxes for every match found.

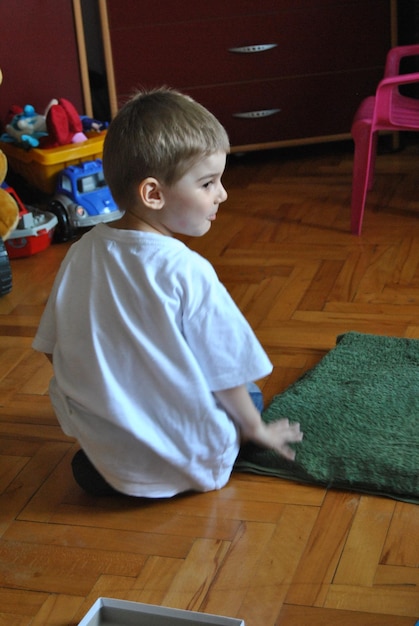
[33,224,272,497]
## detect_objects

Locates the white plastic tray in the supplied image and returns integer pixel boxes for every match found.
[78,598,245,626]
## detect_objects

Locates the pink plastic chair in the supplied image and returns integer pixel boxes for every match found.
[351,44,419,235]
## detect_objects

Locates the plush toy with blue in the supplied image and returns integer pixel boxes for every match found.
[1,103,50,148]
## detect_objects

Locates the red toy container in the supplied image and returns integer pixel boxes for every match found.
[5,208,57,258]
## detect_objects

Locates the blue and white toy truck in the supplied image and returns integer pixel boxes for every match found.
[48,158,123,241]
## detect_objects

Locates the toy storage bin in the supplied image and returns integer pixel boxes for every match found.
[0,132,105,195]
[5,210,57,259]
[78,598,245,626]
[5,228,55,259]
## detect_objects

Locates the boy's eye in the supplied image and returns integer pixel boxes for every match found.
[203,180,214,189]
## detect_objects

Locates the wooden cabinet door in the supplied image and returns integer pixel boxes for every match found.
[103,0,393,149]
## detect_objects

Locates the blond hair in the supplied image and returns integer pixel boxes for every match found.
[103,88,229,210]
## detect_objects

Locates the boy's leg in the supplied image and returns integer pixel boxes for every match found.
[71,449,121,496]
[246,381,264,412]
[234,382,266,465]
[72,385,264,496]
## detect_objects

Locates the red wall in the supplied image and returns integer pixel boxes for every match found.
[0,1,84,128]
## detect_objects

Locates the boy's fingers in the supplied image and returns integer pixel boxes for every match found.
[272,419,304,440]
[273,420,304,460]
[279,444,296,461]
[291,424,304,441]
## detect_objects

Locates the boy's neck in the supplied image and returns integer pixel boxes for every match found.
[108,211,168,236]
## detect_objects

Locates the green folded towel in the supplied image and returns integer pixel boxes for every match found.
[235,332,419,503]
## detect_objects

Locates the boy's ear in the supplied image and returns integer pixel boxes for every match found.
[139,177,165,210]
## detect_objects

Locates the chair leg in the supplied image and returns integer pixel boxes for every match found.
[367,132,378,191]
[351,124,376,235]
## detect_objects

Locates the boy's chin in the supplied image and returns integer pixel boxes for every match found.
[182,223,212,238]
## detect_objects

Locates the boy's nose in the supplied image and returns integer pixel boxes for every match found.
[218,184,228,203]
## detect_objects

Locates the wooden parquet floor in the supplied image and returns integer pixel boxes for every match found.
[0,138,418,625]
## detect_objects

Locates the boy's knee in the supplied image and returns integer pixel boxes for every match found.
[71,449,120,496]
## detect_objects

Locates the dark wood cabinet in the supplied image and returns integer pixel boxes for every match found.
[102,0,395,150]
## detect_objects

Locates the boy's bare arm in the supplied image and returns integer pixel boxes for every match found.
[214,385,303,461]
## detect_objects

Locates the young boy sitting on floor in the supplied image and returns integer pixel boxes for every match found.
[33,88,303,497]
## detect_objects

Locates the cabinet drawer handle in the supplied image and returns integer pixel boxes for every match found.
[233,108,281,119]
[228,44,277,54]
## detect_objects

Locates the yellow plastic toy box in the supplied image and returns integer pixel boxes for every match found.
[0,132,105,195]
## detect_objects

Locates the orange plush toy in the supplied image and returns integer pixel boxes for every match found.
[0,150,17,296]
[0,150,19,241]
[0,70,19,241]
[0,68,19,296]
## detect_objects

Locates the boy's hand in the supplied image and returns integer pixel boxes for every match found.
[260,419,303,461]
[214,385,304,461]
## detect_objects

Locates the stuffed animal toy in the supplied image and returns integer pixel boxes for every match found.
[41,97,87,147]
[0,150,19,240]
[2,104,49,148]
[0,67,19,240]
[1,97,87,149]
[0,68,17,297]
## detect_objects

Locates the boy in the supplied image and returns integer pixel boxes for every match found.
[33,88,303,498]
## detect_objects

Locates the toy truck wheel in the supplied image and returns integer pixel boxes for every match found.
[48,200,75,243]
[0,237,12,296]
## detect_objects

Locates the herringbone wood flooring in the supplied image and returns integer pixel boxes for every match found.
[0,138,418,625]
